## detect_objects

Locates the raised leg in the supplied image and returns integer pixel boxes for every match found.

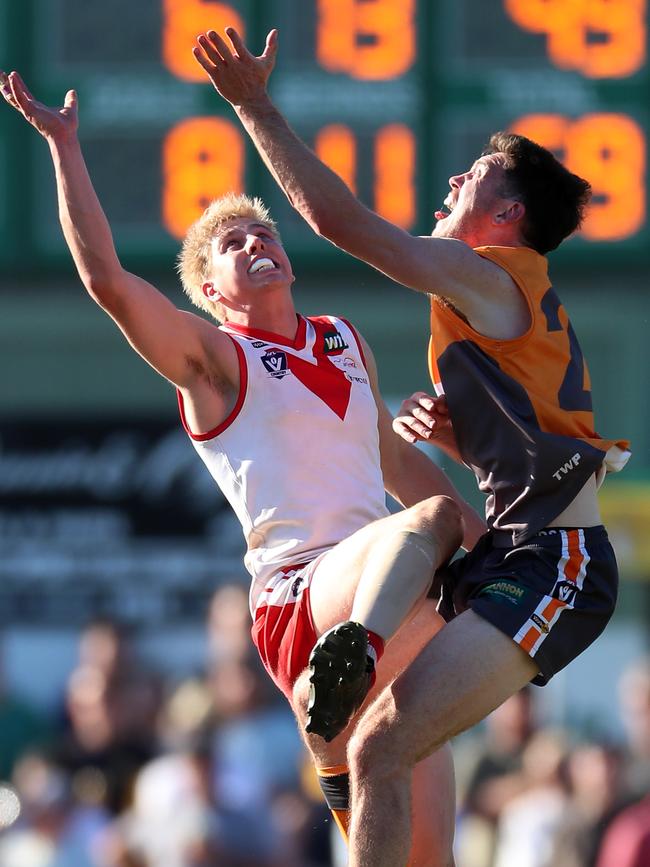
[305,495,463,740]
[347,610,539,867]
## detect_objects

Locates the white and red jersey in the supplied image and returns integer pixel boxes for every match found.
[178,314,389,612]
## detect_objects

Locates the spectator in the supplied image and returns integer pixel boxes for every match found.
[51,619,162,815]
[454,686,538,867]
[492,728,570,867]
[0,751,110,867]
[99,743,261,867]
[206,583,252,665]
[595,795,650,867]
[617,657,650,798]
[207,651,308,859]
[76,619,163,746]
[550,739,628,867]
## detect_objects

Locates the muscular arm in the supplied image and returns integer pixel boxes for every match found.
[49,135,224,385]
[361,338,485,550]
[1,71,232,391]
[193,29,504,318]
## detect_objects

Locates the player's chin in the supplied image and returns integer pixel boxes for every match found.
[432,218,454,238]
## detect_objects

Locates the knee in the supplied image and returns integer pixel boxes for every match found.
[405,495,463,550]
[347,711,409,785]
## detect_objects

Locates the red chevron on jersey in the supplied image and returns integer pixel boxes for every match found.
[285,317,352,420]
[285,353,351,420]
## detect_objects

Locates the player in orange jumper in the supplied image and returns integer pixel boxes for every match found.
[193,27,630,867]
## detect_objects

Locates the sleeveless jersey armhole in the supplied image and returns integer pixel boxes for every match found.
[177,334,248,441]
[472,247,538,348]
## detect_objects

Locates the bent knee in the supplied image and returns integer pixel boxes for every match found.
[348,721,409,783]
[347,692,415,780]
[403,496,463,550]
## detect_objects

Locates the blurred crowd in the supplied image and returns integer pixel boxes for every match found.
[0,585,332,867]
[454,665,650,867]
[0,587,648,867]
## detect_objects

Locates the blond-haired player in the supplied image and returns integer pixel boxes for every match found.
[1,69,486,865]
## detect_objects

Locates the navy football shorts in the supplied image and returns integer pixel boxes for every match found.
[435,526,618,685]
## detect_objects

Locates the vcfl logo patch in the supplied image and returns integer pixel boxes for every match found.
[261,349,290,379]
[552,452,581,481]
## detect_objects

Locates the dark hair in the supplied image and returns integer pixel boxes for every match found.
[483,132,592,254]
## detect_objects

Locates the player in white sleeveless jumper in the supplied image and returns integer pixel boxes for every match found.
[1,69,484,866]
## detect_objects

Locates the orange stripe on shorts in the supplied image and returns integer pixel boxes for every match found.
[564,529,584,584]
[520,626,541,653]
[542,597,565,622]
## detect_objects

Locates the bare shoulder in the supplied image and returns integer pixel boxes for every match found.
[427,245,532,339]
[177,314,243,435]
[178,310,240,391]
[412,236,514,297]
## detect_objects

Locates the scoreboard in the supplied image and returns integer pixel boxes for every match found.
[1,0,648,273]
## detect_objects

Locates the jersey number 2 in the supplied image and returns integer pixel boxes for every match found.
[541,288,593,413]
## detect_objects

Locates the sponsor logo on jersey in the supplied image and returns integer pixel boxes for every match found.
[251,340,268,348]
[261,349,290,379]
[323,330,349,354]
[478,580,527,606]
[338,356,368,384]
[531,613,550,634]
[553,580,578,605]
[552,452,582,481]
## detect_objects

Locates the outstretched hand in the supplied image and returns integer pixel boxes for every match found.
[0,70,78,141]
[193,27,278,106]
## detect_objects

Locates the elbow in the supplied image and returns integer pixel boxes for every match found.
[287,191,349,245]
[311,201,356,245]
[311,212,342,244]
[83,269,125,314]
[291,199,332,240]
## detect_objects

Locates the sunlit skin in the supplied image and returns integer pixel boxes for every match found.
[431,153,523,248]
[202,217,297,331]
[185,29,621,867]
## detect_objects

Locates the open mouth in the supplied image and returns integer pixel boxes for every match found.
[434,197,455,221]
[248,257,278,274]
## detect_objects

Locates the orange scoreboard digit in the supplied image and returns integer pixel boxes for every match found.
[160,0,419,243]
[16,0,649,272]
[510,113,645,242]
[433,0,648,264]
[504,0,646,79]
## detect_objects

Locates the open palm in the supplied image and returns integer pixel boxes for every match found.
[0,70,77,140]
[193,27,277,105]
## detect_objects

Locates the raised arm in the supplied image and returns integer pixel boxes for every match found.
[192,29,506,318]
[0,71,231,391]
[359,336,485,550]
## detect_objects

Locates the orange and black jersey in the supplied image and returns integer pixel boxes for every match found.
[428,246,630,545]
